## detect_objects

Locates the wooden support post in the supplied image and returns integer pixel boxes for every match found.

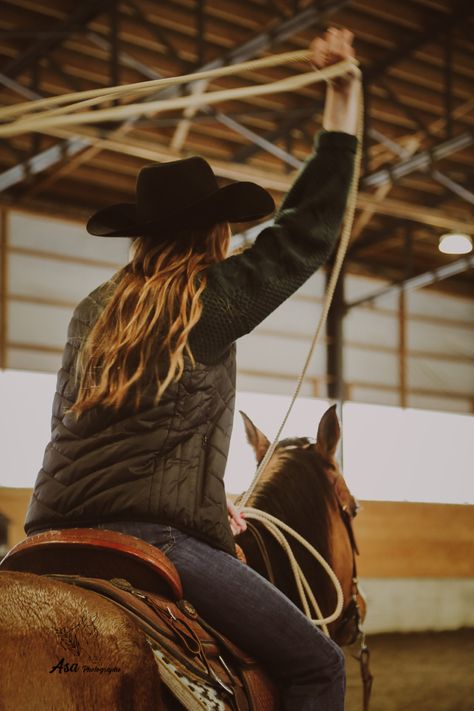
[311,377,320,398]
[326,265,345,403]
[399,289,407,408]
[326,265,346,464]
[444,26,453,140]
[196,0,205,68]
[362,77,370,175]
[110,0,120,102]
[399,224,411,408]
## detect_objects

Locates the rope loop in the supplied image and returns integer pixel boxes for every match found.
[242,507,345,635]
[0,55,359,137]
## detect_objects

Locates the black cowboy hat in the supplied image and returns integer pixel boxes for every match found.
[86,156,275,238]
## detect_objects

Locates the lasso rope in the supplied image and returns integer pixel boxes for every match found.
[0,55,357,137]
[241,507,345,636]
[0,50,343,119]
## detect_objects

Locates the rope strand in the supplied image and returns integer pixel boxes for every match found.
[0,58,358,137]
[0,49,313,121]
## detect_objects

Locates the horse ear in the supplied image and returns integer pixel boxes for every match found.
[239,411,270,464]
[315,404,340,458]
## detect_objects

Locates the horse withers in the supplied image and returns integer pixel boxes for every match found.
[0,405,364,710]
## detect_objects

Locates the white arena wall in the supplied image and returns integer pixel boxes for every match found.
[1,206,473,634]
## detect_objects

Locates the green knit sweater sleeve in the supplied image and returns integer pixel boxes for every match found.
[189,131,358,364]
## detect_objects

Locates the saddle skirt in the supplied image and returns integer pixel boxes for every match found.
[0,528,277,711]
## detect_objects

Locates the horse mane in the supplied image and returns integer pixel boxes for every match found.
[245,436,338,614]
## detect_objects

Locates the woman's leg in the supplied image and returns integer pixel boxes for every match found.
[98,522,345,711]
[168,532,345,711]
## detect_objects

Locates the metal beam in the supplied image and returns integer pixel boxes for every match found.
[364,0,473,83]
[12,118,474,235]
[356,192,473,233]
[0,73,92,193]
[232,106,318,163]
[214,111,302,169]
[0,30,174,196]
[89,32,309,163]
[0,72,39,100]
[87,32,162,80]
[228,1,470,168]
[167,0,350,151]
[0,0,349,191]
[363,132,473,188]
[200,0,349,71]
[357,0,473,211]
[351,96,474,241]
[46,55,83,93]
[124,0,183,62]
[364,128,474,206]
[2,0,115,79]
[431,170,474,206]
[376,78,435,140]
[234,126,474,200]
[346,255,474,309]
[0,139,91,192]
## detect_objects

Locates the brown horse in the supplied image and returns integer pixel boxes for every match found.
[0,405,363,710]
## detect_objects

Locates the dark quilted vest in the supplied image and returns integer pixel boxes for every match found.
[25,279,237,556]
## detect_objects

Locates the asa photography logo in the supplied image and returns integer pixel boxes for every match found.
[49,658,121,675]
[48,612,121,675]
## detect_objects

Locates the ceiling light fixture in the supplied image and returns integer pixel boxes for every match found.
[438,232,473,255]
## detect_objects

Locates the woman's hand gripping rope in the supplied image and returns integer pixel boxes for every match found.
[227,498,247,537]
[311,27,361,136]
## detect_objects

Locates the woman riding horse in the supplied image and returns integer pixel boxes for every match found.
[24,27,360,711]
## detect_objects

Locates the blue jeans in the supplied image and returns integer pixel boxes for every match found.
[98,521,345,711]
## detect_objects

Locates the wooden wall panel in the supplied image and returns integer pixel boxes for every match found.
[1,490,473,580]
[0,487,31,549]
[354,501,474,578]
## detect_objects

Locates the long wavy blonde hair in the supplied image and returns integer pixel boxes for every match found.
[70,222,230,417]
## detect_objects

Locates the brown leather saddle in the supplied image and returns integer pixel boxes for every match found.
[1,528,278,711]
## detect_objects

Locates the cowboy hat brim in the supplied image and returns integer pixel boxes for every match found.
[87,181,274,237]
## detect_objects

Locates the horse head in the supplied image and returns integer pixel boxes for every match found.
[237,404,365,645]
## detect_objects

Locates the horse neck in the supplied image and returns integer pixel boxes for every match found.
[245,448,338,613]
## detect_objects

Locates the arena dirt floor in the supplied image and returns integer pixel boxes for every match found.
[343,628,474,711]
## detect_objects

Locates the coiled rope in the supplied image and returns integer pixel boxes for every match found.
[0,53,357,137]
[241,507,345,636]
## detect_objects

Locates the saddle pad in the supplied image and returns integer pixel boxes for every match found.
[151,645,225,711]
